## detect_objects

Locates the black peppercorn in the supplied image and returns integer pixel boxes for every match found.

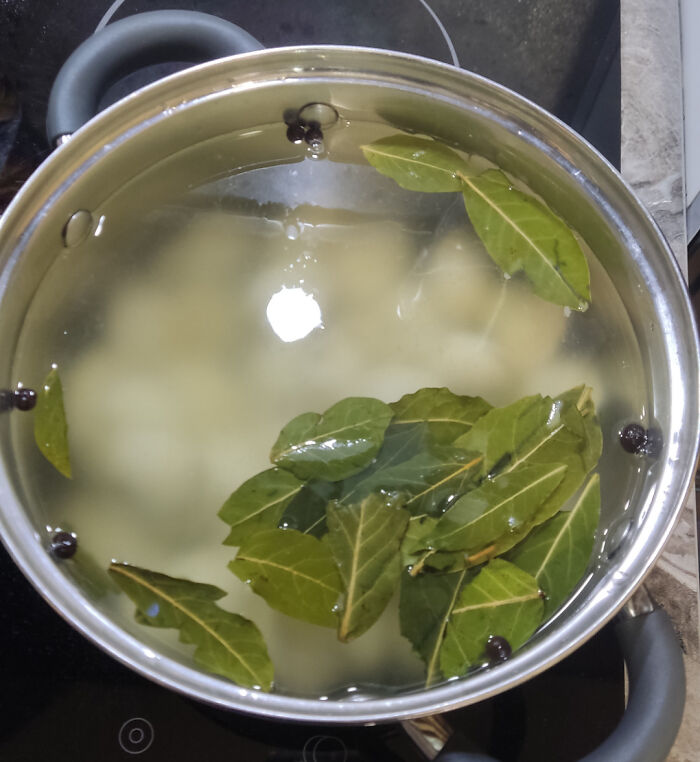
[619,423,647,454]
[286,122,306,144]
[50,531,78,559]
[304,122,324,146]
[485,635,512,662]
[13,387,37,411]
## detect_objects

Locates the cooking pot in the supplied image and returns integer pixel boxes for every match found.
[1,11,698,762]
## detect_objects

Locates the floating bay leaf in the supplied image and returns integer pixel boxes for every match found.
[452,390,600,568]
[326,493,410,641]
[400,569,468,686]
[507,474,600,617]
[479,387,602,562]
[461,169,590,309]
[401,515,439,567]
[339,422,429,505]
[359,442,483,517]
[454,394,554,478]
[440,559,544,677]
[219,468,304,546]
[429,463,567,553]
[390,388,492,444]
[361,135,470,192]
[33,368,72,478]
[279,480,341,538]
[229,528,342,627]
[109,563,273,690]
[270,397,393,481]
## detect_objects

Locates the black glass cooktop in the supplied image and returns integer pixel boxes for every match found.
[1,2,622,760]
[1,542,624,762]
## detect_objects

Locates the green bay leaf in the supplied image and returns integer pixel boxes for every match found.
[279,480,341,538]
[361,135,470,192]
[440,558,544,677]
[109,563,273,690]
[390,387,492,444]
[471,386,603,563]
[270,397,393,481]
[33,368,72,478]
[229,528,342,627]
[453,393,554,478]
[461,169,591,309]
[326,493,410,642]
[219,468,304,546]
[507,473,600,617]
[358,442,483,517]
[338,422,429,505]
[399,569,468,686]
[429,463,567,553]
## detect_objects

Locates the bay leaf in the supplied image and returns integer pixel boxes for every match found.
[338,422,429,505]
[507,473,600,617]
[357,442,483,517]
[402,517,467,575]
[270,397,394,481]
[456,386,601,528]
[390,387,492,444]
[109,563,273,690]
[453,394,555,478]
[440,558,544,677]
[461,169,590,310]
[361,135,470,192]
[401,514,439,567]
[399,569,468,686]
[33,368,72,478]
[428,463,567,553]
[279,480,341,538]
[326,493,410,641]
[219,468,304,547]
[229,528,342,627]
[472,386,602,563]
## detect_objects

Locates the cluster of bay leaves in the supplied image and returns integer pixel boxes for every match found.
[109,382,601,693]
[361,134,591,313]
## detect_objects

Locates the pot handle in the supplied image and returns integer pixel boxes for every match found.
[429,606,686,762]
[46,10,263,146]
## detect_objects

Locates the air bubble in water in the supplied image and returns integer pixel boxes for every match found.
[62,210,94,248]
[306,138,326,159]
[285,223,300,240]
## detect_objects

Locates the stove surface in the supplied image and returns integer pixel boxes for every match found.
[1,2,623,760]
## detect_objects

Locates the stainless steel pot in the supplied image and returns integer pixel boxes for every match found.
[0,10,698,760]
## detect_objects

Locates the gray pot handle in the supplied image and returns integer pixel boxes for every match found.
[432,608,686,762]
[46,10,263,146]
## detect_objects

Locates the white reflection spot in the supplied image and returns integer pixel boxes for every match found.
[266,287,322,342]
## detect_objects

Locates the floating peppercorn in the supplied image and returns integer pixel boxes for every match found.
[50,531,78,559]
[286,122,306,144]
[619,423,647,454]
[485,635,512,663]
[304,122,324,147]
[14,387,37,411]
[0,387,38,412]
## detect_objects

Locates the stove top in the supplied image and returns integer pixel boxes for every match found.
[1,2,622,759]
[1,541,624,762]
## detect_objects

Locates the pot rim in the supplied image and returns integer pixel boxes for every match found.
[1,44,698,724]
